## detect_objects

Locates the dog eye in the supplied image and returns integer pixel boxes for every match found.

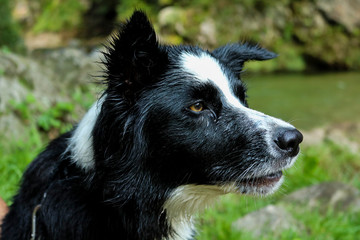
[189,102,204,112]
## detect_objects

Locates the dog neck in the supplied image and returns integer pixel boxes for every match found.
[163,184,233,239]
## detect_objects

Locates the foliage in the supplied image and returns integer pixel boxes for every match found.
[116,0,158,19]
[9,95,73,133]
[9,94,37,122]
[36,102,74,132]
[0,126,43,202]
[0,0,24,51]
[32,0,86,33]
[14,0,359,70]
[1,87,97,201]
[8,87,95,138]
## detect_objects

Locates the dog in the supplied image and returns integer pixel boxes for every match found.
[1,11,303,240]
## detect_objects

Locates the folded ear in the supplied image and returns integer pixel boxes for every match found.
[212,42,277,76]
[103,11,168,102]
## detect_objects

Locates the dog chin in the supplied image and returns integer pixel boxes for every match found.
[222,166,290,196]
[224,156,297,196]
[230,155,299,196]
[234,173,285,196]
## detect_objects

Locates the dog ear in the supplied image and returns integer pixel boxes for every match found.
[212,42,277,76]
[103,11,168,102]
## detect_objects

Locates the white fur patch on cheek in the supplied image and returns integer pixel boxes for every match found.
[67,96,105,171]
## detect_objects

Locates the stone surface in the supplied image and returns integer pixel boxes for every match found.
[0,52,59,112]
[31,47,101,86]
[315,0,360,33]
[232,205,303,238]
[197,18,217,47]
[284,182,360,213]
[232,182,360,237]
[158,6,187,36]
[302,122,360,153]
[0,48,101,139]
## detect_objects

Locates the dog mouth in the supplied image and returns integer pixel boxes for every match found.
[239,171,283,186]
[227,171,284,195]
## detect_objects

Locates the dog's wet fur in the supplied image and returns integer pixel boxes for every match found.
[1,11,303,240]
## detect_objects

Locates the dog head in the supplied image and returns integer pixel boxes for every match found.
[99,11,302,195]
[72,11,302,203]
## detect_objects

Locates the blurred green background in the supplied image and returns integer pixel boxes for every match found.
[1,0,360,239]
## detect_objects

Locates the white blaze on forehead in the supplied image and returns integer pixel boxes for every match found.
[181,52,265,122]
[181,52,244,109]
[180,52,294,128]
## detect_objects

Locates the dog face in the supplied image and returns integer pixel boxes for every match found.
[137,49,302,197]
[101,12,302,197]
[74,11,302,199]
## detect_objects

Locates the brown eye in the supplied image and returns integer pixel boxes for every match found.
[189,102,204,112]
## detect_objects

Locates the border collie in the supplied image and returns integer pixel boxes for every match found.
[1,11,303,240]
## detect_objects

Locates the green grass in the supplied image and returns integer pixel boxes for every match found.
[0,86,97,202]
[0,126,43,202]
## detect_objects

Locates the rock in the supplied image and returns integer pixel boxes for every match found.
[0,48,101,139]
[232,205,304,238]
[284,182,360,213]
[290,0,360,70]
[0,52,60,112]
[197,18,217,47]
[0,52,62,138]
[302,127,326,146]
[158,7,187,36]
[269,4,293,31]
[326,128,359,153]
[31,47,101,86]
[232,182,360,238]
[292,1,328,41]
[13,0,31,24]
[315,0,360,33]
[25,33,64,50]
[302,122,360,153]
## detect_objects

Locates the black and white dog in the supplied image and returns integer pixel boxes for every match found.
[1,11,303,240]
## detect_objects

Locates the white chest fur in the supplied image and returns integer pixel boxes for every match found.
[163,184,235,240]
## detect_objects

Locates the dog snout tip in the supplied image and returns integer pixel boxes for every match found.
[274,128,303,156]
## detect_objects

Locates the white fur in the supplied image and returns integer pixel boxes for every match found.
[163,184,239,240]
[180,52,292,127]
[163,180,286,239]
[67,97,104,171]
[181,52,243,109]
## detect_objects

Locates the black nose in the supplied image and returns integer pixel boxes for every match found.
[274,128,303,156]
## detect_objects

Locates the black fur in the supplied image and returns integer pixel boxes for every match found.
[1,11,301,240]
